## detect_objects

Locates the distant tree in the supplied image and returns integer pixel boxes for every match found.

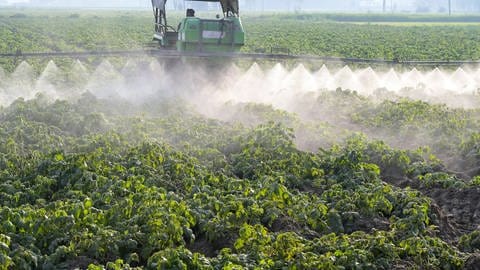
[294,0,303,12]
[244,0,256,10]
[457,0,480,12]
[415,0,430,12]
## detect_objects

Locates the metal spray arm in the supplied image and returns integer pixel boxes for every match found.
[151,0,167,33]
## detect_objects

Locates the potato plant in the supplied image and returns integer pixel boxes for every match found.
[0,94,476,269]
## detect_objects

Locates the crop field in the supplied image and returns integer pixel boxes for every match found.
[1,9,480,270]
[2,10,480,71]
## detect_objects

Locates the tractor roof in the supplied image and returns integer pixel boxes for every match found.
[152,0,239,16]
[188,0,239,16]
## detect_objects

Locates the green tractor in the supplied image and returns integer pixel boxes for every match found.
[151,0,245,53]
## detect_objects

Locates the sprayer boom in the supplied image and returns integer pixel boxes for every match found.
[2,49,480,67]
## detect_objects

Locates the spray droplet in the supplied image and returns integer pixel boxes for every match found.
[450,67,476,93]
[231,62,266,103]
[473,68,480,84]
[381,68,402,92]
[72,59,89,74]
[8,61,35,99]
[246,62,264,77]
[267,63,287,79]
[315,64,331,78]
[0,66,6,82]
[35,60,64,99]
[121,59,139,76]
[0,86,8,107]
[424,68,449,95]
[284,64,317,93]
[426,67,446,81]
[86,60,124,99]
[149,59,164,74]
[68,59,90,84]
[38,60,62,82]
[11,61,35,82]
[334,65,359,91]
[402,68,424,88]
[265,63,288,94]
[95,60,119,75]
[314,65,333,90]
[357,67,381,94]
[226,63,241,77]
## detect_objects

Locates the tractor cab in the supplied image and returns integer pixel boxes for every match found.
[151,0,244,53]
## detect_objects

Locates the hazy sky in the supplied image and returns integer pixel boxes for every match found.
[5,0,29,3]
[1,0,479,13]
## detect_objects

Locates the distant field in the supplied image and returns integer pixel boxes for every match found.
[350,22,480,26]
[1,10,480,71]
[243,15,480,61]
[298,13,480,23]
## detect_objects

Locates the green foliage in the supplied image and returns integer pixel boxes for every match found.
[459,231,480,253]
[417,172,467,189]
[243,15,480,61]
[320,14,480,23]
[147,247,211,270]
[460,133,480,173]
[0,234,13,270]
[352,100,475,144]
[399,236,464,268]
[0,91,475,269]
